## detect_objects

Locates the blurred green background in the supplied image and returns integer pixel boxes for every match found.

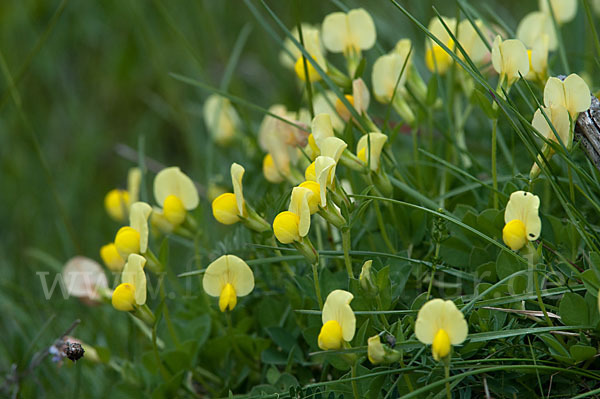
[0,0,592,397]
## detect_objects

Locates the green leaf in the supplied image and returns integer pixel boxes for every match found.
[559,292,590,326]
[570,344,597,362]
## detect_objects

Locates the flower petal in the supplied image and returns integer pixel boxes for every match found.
[315,156,336,207]
[347,8,376,51]
[321,12,347,53]
[289,186,312,237]
[129,202,152,253]
[121,254,147,305]
[312,113,335,149]
[564,74,591,115]
[320,137,347,162]
[231,163,245,216]
[356,133,388,171]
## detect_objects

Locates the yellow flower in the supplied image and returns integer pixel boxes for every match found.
[299,181,320,214]
[415,298,468,361]
[258,105,308,179]
[294,54,323,83]
[104,189,130,222]
[100,243,125,272]
[112,253,147,312]
[517,11,557,51]
[491,35,529,87]
[315,156,337,207]
[203,94,240,146]
[263,153,284,184]
[289,186,313,238]
[112,283,136,312]
[318,290,355,350]
[127,167,142,204]
[539,0,577,25]
[424,17,457,74]
[279,24,326,76]
[114,226,140,259]
[273,211,301,244]
[311,113,336,152]
[525,35,549,82]
[503,191,541,251]
[456,19,490,65]
[373,53,409,103]
[367,335,386,364]
[532,104,571,145]
[334,79,370,122]
[321,8,376,55]
[356,133,388,171]
[202,255,255,312]
[314,91,344,132]
[153,167,199,227]
[543,74,591,118]
[305,161,317,182]
[212,163,249,225]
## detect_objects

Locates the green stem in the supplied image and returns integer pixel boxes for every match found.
[342,228,354,279]
[152,321,171,381]
[159,275,180,347]
[351,363,360,399]
[374,201,395,253]
[444,362,451,399]
[491,117,498,209]
[312,262,324,309]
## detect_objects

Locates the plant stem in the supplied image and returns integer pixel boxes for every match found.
[444,362,451,399]
[374,201,395,253]
[312,262,323,309]
[342,228,354,279]
[491,117,499,209]
[351,363,360,399]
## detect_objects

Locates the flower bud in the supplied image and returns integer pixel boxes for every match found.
[359,260,378,295]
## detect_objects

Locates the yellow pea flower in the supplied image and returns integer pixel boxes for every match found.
[112,283,136,312]
[517,11,557,51]
[153,167,199,227]
[150,206,175,234]
[259,105,308,181]
[334,78,370,122]
[288,186,313,237]
[321,8,376,56]
[273,211,301,244]
[104,167,142,222]
[112,253,147,311]
[356,133,388,172]
[114,201,152,258]
[456,19,490,65]
[311,113,336,152]
[532,104,571,145]
[212,163,248,225]
[202,255,254,312]
[372,53,409,103]
[299,181,320,214]
[415,298,468,361]
[100,243,125,272]
[263,153,285,184]
[503,191,541,251]
[543,74,591,118]
[313,91,344,132]
[318,290,355,350]
[203,94,240,146]
[315,156,337,207]
[305,161,317,182]
[525,35,549,83]
[424,17,457,75]
[104,189,130,222]
[539,0,577,25]
[279,24,326,81]
[491,35,529,87]
[367,335,387,364]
